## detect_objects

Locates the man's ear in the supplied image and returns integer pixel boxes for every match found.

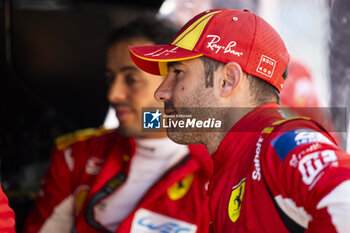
[219,62,243,97]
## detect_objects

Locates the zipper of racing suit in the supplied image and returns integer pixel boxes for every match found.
[84,153,191,232]
[84,159,129,233]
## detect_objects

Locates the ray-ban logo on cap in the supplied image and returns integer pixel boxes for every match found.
[206,35,243,57]
[144,47,178,57]
[256,55,276,78]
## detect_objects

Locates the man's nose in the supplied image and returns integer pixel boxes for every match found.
[154,77,173,102]
[108,75,127,102]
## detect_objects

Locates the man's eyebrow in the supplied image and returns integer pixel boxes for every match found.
[105,66,140,75]
[120,66,140,72]
[105,66,140,73]
[167,61,183,69]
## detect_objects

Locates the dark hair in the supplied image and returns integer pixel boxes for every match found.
[247,66,288,105]
[199,56,289,104]
[107,14,177,46]
[200,56,224,88]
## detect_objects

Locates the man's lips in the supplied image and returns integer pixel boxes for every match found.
[164,102,177,115]
[114,106,134,120]
[164,109,177,116]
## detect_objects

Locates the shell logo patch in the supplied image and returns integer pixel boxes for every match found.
[167,174,194,201]
[228,178,246,223]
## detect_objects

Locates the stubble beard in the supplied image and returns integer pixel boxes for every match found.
[166,83,218,145]
[166,130,203,145]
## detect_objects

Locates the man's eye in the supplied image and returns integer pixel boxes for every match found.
[173,69,183,76]
[125,75,140,85]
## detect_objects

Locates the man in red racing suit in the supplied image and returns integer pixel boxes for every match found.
[208,103,350,233]
[24,128,211,233]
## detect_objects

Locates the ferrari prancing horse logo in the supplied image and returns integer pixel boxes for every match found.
[228,177,246,223]
[167,174,194,201]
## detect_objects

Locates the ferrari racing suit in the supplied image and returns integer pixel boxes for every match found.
[209,103,350,233]
[24,128,212,233]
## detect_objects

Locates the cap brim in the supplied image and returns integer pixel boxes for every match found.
[129,44,202,76]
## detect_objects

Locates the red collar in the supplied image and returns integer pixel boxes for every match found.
[209,103,283,191]
[213,103,281,156]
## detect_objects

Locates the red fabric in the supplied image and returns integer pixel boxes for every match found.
[23,131,212,233]
[208,103,350,233]
[280,59,319,108]
[279,58,340,144]
[0,185,15,233]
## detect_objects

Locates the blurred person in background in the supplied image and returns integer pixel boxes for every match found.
[280,58,341,144]
[23,15,211,233]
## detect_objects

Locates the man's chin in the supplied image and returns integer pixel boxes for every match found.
[117,124,140,138]
[166,131,200,145]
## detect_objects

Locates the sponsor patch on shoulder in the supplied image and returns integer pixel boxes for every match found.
[271,129,334,161]
[299,150,338,185]
[131,209,197,233]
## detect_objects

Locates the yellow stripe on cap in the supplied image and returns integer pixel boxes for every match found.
[172,10,222,51]
[158,62,168,76]
[156,54,203,76]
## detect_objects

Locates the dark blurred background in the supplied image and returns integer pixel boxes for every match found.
[0,0,163,231]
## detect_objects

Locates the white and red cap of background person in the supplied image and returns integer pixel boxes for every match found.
[129,9,290,92]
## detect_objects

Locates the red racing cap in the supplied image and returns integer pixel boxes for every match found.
[129,9,290,92]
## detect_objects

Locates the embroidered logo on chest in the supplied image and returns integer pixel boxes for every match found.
[167,174,194,201]
[228,177,246,223]
[131,208,197,233]
[85,157,105,175]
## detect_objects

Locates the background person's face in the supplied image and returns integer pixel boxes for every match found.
[106,39,166,138]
